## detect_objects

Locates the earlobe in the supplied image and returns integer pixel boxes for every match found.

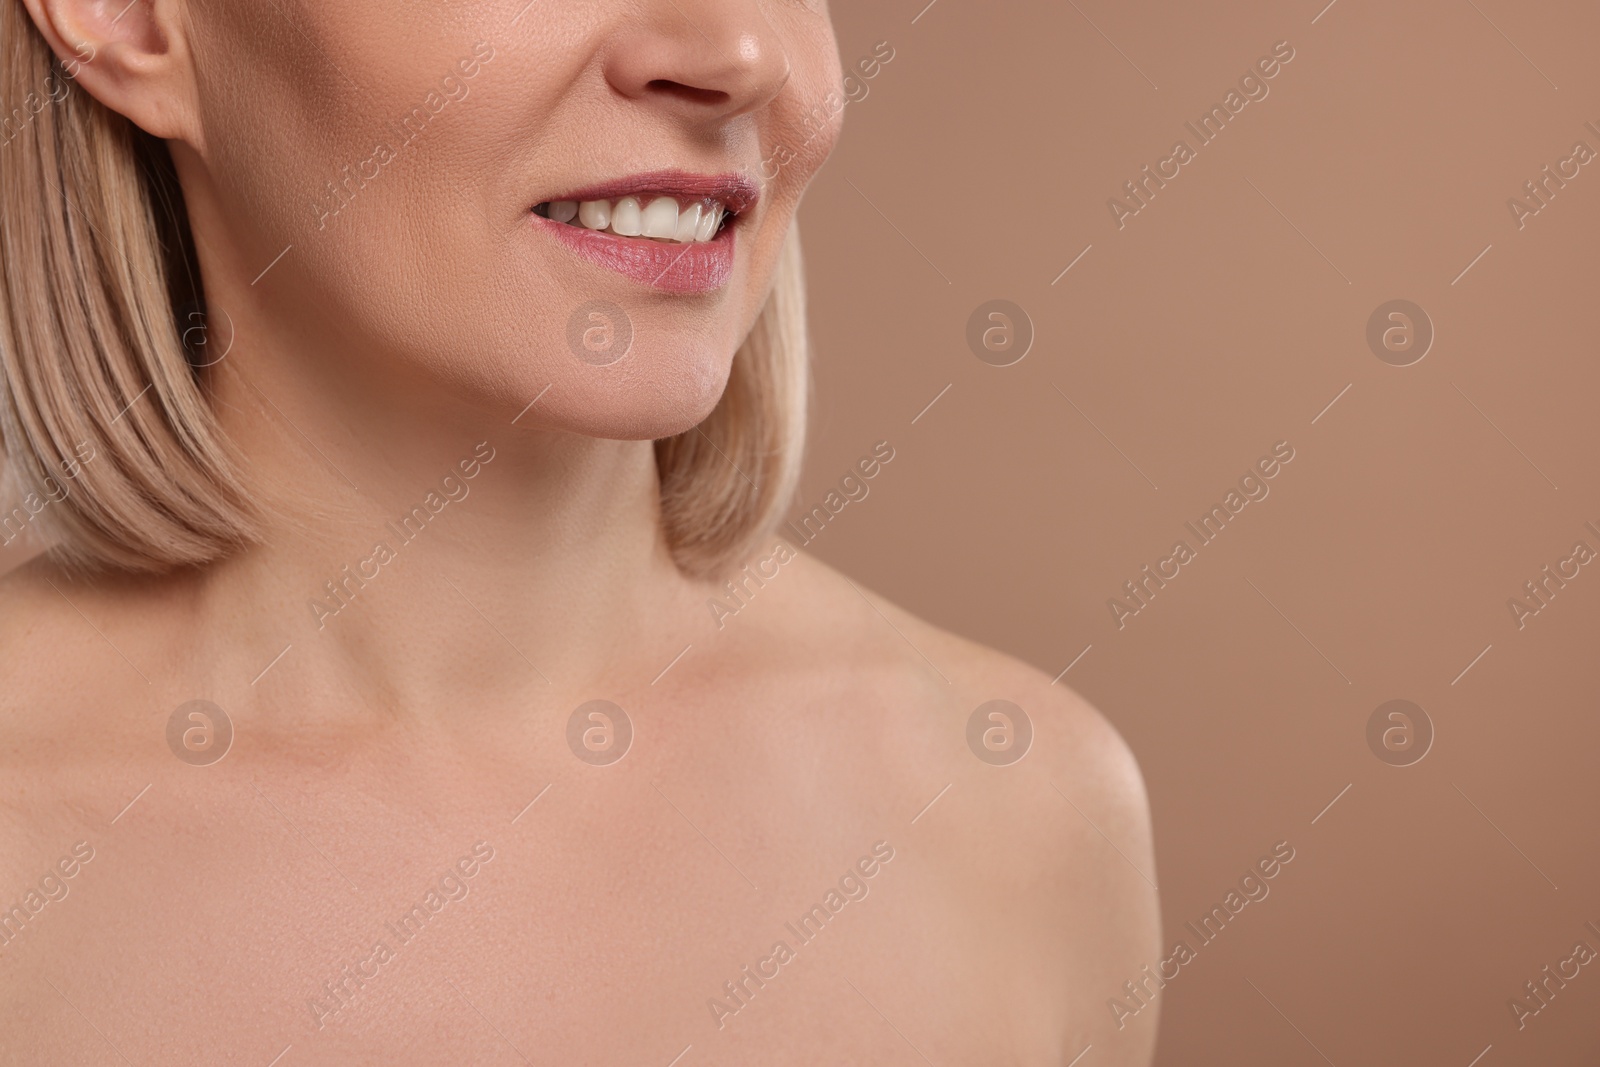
[19,0,197,141]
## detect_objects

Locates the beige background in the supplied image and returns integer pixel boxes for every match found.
[4,0,1597,1062]
[794,0,1600,1064]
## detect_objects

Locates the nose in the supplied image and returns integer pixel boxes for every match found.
[603,0,792,124]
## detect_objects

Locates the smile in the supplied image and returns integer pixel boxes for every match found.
[530,170,758,294]
[534,195,732,244]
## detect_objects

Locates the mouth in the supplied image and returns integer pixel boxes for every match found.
[529,171,758,294]
[533,195,737,244]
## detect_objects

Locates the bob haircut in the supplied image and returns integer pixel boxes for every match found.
[0,9,808,580]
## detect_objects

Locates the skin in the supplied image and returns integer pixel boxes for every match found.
[0,0,1160,1063]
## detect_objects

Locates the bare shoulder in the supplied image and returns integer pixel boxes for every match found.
[0,555,190,705]
[0,557,88,728]
[750,551,1162,1058]
[764,550,1151,813]
[0,561,91,856]
[0,559,154,827]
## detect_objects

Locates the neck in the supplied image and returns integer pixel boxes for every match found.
[192,354,700,723]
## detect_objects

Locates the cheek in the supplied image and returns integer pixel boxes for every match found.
[764,39,846,199]
[190,28,548,379]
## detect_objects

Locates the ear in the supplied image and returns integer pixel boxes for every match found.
[19,0,199,143]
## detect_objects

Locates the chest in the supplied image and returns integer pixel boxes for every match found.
[0,755,1066,1066]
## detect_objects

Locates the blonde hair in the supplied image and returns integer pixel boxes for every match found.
[0,6,808,580]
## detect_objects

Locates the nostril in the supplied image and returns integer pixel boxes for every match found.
[645,79,731,107]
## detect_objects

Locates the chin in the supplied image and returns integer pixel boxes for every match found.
[518,351,734,442]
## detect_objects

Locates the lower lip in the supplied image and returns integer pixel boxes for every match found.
[533,216,737,294]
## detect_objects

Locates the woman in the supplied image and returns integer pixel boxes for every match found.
[0,0,1159,1062]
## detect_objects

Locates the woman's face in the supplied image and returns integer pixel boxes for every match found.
[176,0,842,439]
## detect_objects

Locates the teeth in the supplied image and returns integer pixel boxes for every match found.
[674,202,702,242]
[547,195,730,244]
[611,196,642,237]
[695,205,723,243]
[641,197,679,239]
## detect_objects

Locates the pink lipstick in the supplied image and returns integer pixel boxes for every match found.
[531,170,759,294]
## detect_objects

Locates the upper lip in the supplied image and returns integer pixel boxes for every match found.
[535,169,760,215]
